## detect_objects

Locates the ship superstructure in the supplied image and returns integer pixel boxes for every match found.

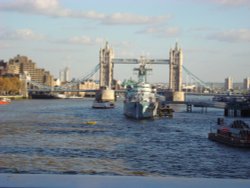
[123,57,159,119]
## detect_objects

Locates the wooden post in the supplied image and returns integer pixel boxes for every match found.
[187,104,192,112]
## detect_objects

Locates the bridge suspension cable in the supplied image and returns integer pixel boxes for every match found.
[27,64,100,92]
[182,65,210,89]
[27,80,52,91]
[59,64,100,90]
[79,64,100,81]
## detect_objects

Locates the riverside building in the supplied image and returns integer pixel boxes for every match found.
[224,77,233,91]
[59,66,71,83]
[7,55,53,86]
[243,78,250,90]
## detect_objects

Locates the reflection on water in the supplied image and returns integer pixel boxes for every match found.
[0,98,250,178]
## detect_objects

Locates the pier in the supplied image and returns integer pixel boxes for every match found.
[225,101,250,117]
[166,100,227,113]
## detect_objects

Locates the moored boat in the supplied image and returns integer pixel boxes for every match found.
[67,95,83,99]
[54,93,67,99]
[0,98,11,105]
[208,118,250,148]
[92,101,115,109]
[30,92,66,99]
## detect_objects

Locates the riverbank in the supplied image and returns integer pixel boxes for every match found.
[0,95,26,100]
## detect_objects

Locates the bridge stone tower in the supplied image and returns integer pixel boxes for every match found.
[99,42,114,88]
[168,43,185,101]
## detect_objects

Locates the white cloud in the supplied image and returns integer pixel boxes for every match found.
[138,26,181,38]
[95,38,106,45]
[59,36,105,46]
[0,28,45,40]
[115,41,135,48]
[0,0,59,14]
[0,43,10,49]
[211,0,250,6]
[208,29,250,43]
[69,36,92,45]
[192,0,250,8]
[185,47,221,54]
[191,0,250,8]
[104,13,168,25]
[0,0,168,25]
[81,10,105,20]
[15,29,44,40]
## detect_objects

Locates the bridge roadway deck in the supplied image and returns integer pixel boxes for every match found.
[28,89,99,92]
[29,89,226,109]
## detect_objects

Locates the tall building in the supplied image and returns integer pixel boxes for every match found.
[59,70,64,82]
[243,77,250,90]
[225,77,233,91]
[59,67,70,83]
[7,55,53,86]
[65,67,70,82]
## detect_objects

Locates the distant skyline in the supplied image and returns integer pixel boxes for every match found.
[0,0,249,83]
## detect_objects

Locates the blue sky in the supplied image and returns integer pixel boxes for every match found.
[0,0,250,83]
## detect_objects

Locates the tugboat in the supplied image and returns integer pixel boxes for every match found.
[92,87,115,109]
[157,104,174,118]
[123,58,160,119]
[208,118,250,148]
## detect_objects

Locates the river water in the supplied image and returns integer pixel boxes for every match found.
[0,98,250,178]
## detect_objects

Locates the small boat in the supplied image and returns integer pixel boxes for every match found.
[208,118,250,148]
[54,93,67,99]
[84,121,97,125]
[157,104,174,118]
[92,101,115,109]
[67,95,83,99]
[0,98,11,105]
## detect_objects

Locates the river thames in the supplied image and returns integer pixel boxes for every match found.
[0,98,250,179]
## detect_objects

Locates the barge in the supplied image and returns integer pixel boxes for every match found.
[208,118,250,148]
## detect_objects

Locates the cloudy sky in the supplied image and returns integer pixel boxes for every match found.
[0,0,249,83]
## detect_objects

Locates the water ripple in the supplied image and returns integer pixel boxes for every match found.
[0,98,250,178]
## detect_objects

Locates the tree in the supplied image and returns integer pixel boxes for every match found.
[0,77,4,95]
[0,76,22,95]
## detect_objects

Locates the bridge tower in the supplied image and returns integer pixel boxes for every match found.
[99,42,114,88]
[168,43,185,101]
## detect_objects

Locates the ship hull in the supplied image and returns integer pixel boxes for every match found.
[30,93,65,99]
[123,101,158,119]
[30,93,56,99]
[208,133,250,148]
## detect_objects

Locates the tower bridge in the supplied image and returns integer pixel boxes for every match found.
[99,42,184,101]
[24,42,250,115]
[27,42,210,102]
